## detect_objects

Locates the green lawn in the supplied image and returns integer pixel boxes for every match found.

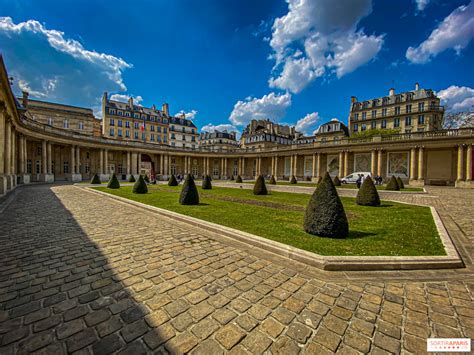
[93,185,444,257]
[240,180,423,191]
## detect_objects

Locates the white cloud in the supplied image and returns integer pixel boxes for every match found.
[437,85,474,112]
[175,109,198,120]
[201,123,238,133]
[268,0,383,93]
[415,0,430,11]
[406,2,474,64]
[295,112,321,135]
[109,94,143,105]
[229,92,292,126]
[0,16,132,108]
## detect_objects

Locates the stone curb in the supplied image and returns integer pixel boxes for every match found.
[80,186,464,272]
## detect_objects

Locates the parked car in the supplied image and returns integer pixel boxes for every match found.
[341,172,372,184]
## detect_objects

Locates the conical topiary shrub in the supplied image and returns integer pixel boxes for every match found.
[236,175,243,183]
[316,176,322,184]
[253,175,268,195]
[133,175,148,194]
[303,172,348,238]
[179,174,199,205]
[107,173,120,189]
[230,175,234,181]
[269,175,276,185]
[168,175,178,186]
[396,177,405,189]
[290,175,297,184]
[202,175,212,190]
[386,176,400,191]
[90,173,101,184]
[128,174,136,182]
[143,175,150,183]
[356,177,380,206]
[333,175,341,186]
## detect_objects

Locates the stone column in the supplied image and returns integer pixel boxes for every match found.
[23,137,28,174]
[42,140,47,176]
[76,146,80,174]
[339,151,344,178]
[160,154,163,175]
[344,151,349,177]
[312,153,316,179]
[316,153,321,178]
[224,158,227,178]
[274,156,278,179]
[105,149,109,175]
[371,150,377,176]
[410,148,417,180]
[457,145,464,181]
[466,145,472,181]
[47,142,52,174]
[0,110,5,178]
[418,147,424,181]
[70,145,75,176]
[289,155,293,178]
[99,149,104,175]
[5,120,11,175]
[163,155,168,177]
[127,151,131,175]
[11,129,16,176]
[377,149,383,177]
[137,153,141,174]
[19,135,24,174]
[242,158,245,178]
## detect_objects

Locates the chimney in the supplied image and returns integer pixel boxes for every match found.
[128,96,133,108]
[162,103,169,116]
[389,88,395,96]
[102,92,108,103]
[22,91,29,108]
[350,96,357,103]
[415,82,420,91]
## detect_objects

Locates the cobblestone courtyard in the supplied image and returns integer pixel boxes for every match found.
[0,184,473,354]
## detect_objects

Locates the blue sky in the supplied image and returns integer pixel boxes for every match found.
[1,0,473,135]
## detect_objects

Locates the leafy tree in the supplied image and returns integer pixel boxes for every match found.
[303,172,348,238]
[253,175,268,195]
[179,174,200,205]
[356,177,380,206]
[133,175,148,194]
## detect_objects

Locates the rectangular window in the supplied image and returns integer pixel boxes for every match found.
[126,130,130,138]
[353,123,358,132]
[118,129,122,137]
[48,117,53,126]
[78,121,84,130]
[418,115,425,124]
[362,112,366,119]
[191,129,195,134]
[27,160,32,174]
[418,102,425,112]
[371,110,376,118]
[164,127,168,133]
[157,126,162,133]
[406,104,412,113]
[394,117,400,128]
[134,132,138,139]
[109,119,115,126]
[163,136,168,143]
[354,113,359,120]
[171,133,175,139]
[134,122,139,129]
[382,108,387,117]
[63,120,69,129]
[361,124,366,131]
[63,161,69,174]
[118,120,122,127]
[85,164,90,173]
[381,120,387,129]
[151,134,155,141]
[395,106,400,115]
[110,128,114,136]
[157,135,162,143]
[182,135,186,141]
[142,133,145,140]
[125,121,130,128]
[182,127,185,132]
[151,125,155,132]
[405,116,412,126]
[36,160,41,174]
[371,120,376,129]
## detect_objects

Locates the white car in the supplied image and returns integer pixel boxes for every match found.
[341,172,372,184]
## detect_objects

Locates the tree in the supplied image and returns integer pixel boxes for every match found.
[290,175,297,184]
[253,175,268,195]
[179,174,200,205]
[333,176,341,186]
[202,175,212,189]
[128,174,136,183]
[168,175,178,186]
[356,177,380,206]
[269,175,277,184]
[396,177,405,189]
[304,172,348,238]
[133,175,148,194]
[107,173,120,189]
[90,173,101,184]
[386,176,400,191]
[236,175,243,183]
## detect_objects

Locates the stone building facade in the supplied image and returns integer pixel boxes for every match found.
[1,56,473,197]
[169,115,198,149]
[241,119,301,149]
[199,130,239,151]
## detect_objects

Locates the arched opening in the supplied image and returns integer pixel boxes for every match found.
[140,154,155,179]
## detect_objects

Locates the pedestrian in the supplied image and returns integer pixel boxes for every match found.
[356,175,362,189]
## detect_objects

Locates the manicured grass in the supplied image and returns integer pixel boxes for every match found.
[93,185,444,256]
[240,180,423,191]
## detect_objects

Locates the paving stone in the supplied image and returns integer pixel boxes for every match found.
[241,329,272,353]
[191,339,224,355]
[120,319,149,343]
[143,323,175,349]
[191,318,220,340]
[313,327,341,352]
[213,307,237,325]
[373,331,401,354]
[96,316,123,337]
[66,328,98,353]
[92,333,124,354]
[165,332,199,354]
[343,329,371,353]
[235,314,259,332]
[377,319,401,339]
[272,307,296,325]
[215,324,246,350]
[285,322,312,344]
[56,319,85,339]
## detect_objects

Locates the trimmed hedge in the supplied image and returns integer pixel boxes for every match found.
[386,176,400,191]
[133,175,148,194]
[168,175,178,186]
[128,175,136,183]
[179,174,200,205]
[269,175,277,185]
[290,175,297,184]
[253,175,268,195]
[333,176,341,186]
[303,172,348,238]
[107,173,120,189]
[90,173,101,184]
[396,177,405,189]
[316,176,322,184]
[356,177,380,206]
[230,175,234,181]
[143,175,150,183]
[202,175,212,190]
[236,175,243,183]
